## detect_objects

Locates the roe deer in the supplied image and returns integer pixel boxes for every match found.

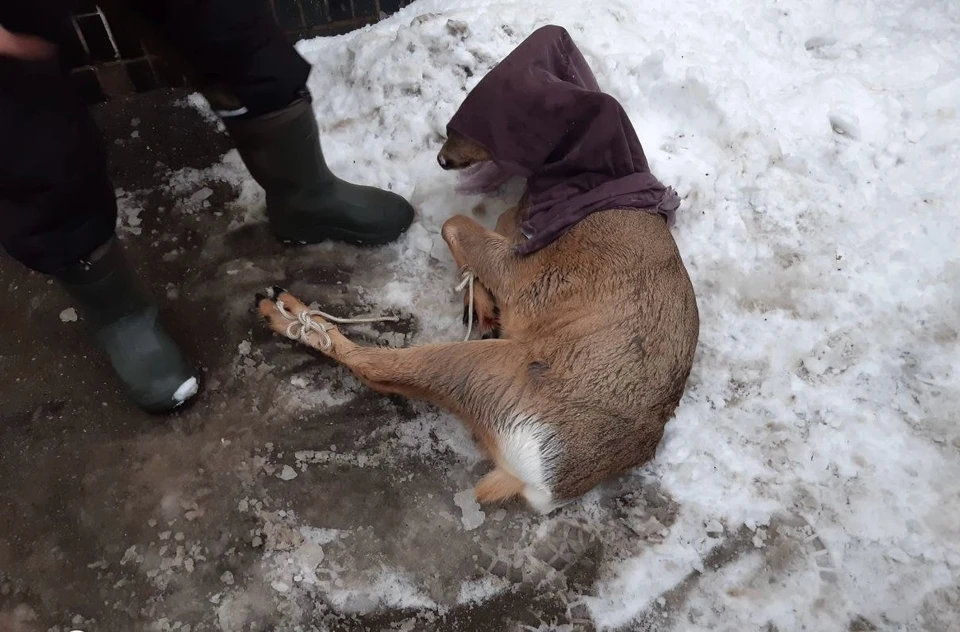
[256,132,699,514]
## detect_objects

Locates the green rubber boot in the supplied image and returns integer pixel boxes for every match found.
[56,238,200,414]
[222,98,415,246]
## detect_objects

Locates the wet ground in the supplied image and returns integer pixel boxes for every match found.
[0,89,634,632]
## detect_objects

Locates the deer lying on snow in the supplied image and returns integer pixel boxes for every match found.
[256,26,699,514]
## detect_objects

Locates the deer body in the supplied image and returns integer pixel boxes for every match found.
[258,171,699,512]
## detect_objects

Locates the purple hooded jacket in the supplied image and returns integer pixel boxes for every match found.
[446,25,681,255]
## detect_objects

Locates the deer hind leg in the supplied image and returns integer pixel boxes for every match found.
[475,419,563,514]
[475,468,525,504]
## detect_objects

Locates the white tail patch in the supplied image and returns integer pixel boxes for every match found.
[496,414,561,514]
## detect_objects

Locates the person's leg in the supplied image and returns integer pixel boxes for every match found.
[112,0,415,245]
[0,9,199,414]
[0,12,116,273]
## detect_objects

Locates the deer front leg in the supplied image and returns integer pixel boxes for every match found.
[442,215,524,337]
[461,281,500,339]
[453,204,523,338]
[494,204,524,244]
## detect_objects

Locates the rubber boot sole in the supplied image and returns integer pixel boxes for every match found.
[269,214,414,247]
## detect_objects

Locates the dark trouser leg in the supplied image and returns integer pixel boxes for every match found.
[101,0,311,118]
[107,0,415,245]
[0,57,117,274]
[0,9,199,414]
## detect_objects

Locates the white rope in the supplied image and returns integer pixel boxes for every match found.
[275,299,399,352]
[275,268,475,350]
[456,266,476,342]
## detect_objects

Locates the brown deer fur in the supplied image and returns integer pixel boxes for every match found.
[256,132,699,514]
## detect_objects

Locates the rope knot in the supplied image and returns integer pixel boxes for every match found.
[276,300,335,351]
[274,297,401,353]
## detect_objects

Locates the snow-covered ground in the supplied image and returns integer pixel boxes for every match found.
[172,0,960,629]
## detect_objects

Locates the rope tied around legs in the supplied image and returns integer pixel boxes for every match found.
[275,299,400,352]
[456,266,476,342]
[271,267,475,349]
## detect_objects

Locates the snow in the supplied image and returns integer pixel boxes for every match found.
[453,488,486,530]
[456,574,509,604]
[277,465,298,481]
[172,0,959,628]
[115,188,145,236]
[173,376,199,404]
[59,307,78,323]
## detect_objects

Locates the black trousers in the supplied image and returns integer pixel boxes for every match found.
[0,0,310,274]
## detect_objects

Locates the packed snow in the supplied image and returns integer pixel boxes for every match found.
[167,0,960,629]
[58,307,78,323]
